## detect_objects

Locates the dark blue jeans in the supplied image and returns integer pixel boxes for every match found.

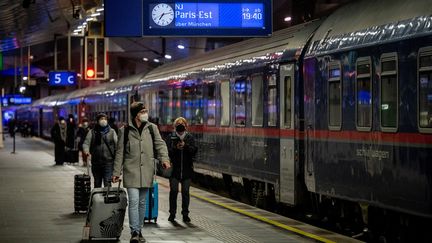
[169,178,191,216]
[91,162,113,188]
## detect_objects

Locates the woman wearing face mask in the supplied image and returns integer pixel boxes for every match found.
[167,117,197,223]
[83,113,118,188]
[77,117,91,167]
[51,116,67,166]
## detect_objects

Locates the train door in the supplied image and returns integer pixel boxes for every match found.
[279,63,296,205]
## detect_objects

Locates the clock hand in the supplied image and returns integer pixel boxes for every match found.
[159,13,165,20]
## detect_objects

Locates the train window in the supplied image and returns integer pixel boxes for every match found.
[418,47,432,131]
[150,91,158,120]
[251,74,263,126]
[380,53,398,131]
[173,88,181,122]
[328,61,342,130]
[183,85,203,125]
[235,79,247,126]
[220,80,230,126]
[268,74,277,127]
[207,83,216,126]
[284,76,292,128]
[356,57,372,130]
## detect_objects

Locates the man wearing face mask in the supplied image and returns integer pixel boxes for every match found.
[83,113,118,188]
[51,116,67,166]
[77,117,91,167]
[167,117,197,223]
[112,102,170,243]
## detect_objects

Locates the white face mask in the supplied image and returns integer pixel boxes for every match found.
[99,120,108,127]
[139,113,149,122]
[83,122,89,128]
[60,120,66,125]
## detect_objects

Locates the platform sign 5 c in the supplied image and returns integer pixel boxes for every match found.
[49,71,77,86]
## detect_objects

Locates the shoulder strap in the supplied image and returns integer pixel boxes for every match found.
[102,134,115,158]
[123,125,129,156]
[148,125,158,158]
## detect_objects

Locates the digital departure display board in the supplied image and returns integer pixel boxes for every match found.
[105,0,272,37]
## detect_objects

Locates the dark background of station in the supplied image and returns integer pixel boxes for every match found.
[0,0,352,100]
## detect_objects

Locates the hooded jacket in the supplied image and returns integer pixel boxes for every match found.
[113,122,169,188]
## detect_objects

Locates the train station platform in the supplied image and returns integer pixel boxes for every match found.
[0,135,362,243]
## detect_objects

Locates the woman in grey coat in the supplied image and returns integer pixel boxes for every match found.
[112,102,170,243]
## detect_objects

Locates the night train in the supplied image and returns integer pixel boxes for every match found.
[15,0,432,240]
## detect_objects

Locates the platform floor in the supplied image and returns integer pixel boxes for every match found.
[0,135,362,243]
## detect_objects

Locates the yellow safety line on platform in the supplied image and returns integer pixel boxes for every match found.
[190,192,336,243]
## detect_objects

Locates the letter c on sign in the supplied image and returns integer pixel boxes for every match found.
[55,73,62,84]
[68,75,74,84]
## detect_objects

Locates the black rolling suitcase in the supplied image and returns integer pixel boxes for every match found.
[74,162,91,213]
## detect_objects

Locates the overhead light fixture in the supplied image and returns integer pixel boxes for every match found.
[91,12,101,17]
[143,57,148,61]
[284,16,292,22]
[19,86,26,93]
[110,78,115,82]
[164,54,172,59]
[153,58,160,63]
[96,8,104,12]
[22,76,28,81]
[177,44,185,49]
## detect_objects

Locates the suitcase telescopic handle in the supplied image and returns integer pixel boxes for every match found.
[105,179,122,203]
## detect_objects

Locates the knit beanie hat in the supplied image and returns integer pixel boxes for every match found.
[130,102,146,119]
[96,113,108,121]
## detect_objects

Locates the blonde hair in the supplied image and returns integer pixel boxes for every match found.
[173,117,188,127]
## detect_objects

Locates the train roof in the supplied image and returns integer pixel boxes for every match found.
[306,0,432,56]
[143,20,322,82]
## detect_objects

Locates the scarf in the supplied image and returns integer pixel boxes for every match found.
[95,125,110,145]
[176,131,187,140]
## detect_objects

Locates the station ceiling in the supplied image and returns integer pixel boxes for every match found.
[0,0,351,81]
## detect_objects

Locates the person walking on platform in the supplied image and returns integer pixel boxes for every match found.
[77,117,91,167]
[112,102,170,243]
[167,117,197,223]
[108,117,119,135]
[50,116,67,165]
[83,113,118,188]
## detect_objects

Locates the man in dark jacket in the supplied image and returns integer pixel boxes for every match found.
[50,116,67,165]
[83,113,118,188]
[167,117,197,222]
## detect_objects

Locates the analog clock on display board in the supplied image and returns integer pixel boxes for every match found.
[152,3,174,26]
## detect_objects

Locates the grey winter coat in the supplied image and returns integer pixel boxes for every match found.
[113,122,170,188]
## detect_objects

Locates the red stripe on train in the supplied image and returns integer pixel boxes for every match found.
[158,125,431,144]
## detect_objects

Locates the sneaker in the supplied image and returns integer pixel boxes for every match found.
[130,231,139,243]
[183,215,191,222]
[139,232,146,242]
[168,214,175,222]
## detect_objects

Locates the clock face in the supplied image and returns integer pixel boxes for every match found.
[152,3,174,26]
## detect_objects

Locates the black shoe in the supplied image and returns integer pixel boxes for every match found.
[130,231,139,243]
[183,215,191,222]
[168,214,175,222]
[139,232,146,242]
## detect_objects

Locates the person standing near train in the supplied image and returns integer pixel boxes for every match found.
[112,102,170,243]
[167,117,197,223]
[77,117,91,167]
[83,113,118,188]
[50,116,67,166]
